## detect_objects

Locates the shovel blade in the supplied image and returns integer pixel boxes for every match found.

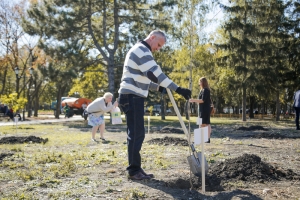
[187,152,209,176]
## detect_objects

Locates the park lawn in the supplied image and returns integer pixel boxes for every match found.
[0,117,299,199]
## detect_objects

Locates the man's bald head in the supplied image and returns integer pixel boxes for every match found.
[145,30,167,52]
[147,30,167,43]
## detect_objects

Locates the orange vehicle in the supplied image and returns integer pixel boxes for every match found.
[61,98,92,118]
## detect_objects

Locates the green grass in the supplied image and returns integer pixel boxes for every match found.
[0,117,298,199]
[144,115,295,128]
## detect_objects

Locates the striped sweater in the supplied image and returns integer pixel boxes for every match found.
[118,42,178,97]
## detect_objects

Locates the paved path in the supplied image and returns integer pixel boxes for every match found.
[0,115,119,127]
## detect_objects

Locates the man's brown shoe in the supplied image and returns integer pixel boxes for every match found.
[140,168,154,178]
[128,172,151,180]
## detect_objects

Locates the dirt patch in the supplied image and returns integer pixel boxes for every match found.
[243,132,300,139]
[17,127,35,130]
[0,153,14,163]
[0,136,48,144]
[157,126,184,134]
[237,126,268,131]
[207,154,299,190]
[164,154,299,192]
[164,177,198,189]
[147,136,188,146]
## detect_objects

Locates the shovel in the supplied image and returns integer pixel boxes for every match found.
[166,89,208,176]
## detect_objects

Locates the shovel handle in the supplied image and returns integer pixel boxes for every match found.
[166,89,189,137]
[190,144,196,152]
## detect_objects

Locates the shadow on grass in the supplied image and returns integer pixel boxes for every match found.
[61,121,128,133]
[135,177,262,200]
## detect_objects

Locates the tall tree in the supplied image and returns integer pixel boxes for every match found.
[0,0,29,97]
[216,0,263,121]
[23,0,175,96]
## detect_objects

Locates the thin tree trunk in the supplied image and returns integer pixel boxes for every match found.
[242,85,247,121]
[33,81,41,117]
[276,90,280,121]
[34,91,39,117]
[161,93,165,120]
[242,8,248,122]
[108,57,115,94]
[27,78,32,117]
[249,96,255,118]
[55,85,66,119]
[0,66,8,95]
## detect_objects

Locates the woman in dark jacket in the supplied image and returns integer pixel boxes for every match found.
[189,77,212,143]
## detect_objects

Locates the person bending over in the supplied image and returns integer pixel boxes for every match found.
[86,92,118,142]
[118,30,191,180]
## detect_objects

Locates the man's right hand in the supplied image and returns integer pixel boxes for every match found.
[175,87,191,100]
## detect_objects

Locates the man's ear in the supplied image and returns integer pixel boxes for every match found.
[150,35,156,40]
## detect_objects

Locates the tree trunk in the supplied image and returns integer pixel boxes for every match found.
[276,90,280,121]
[16,75,20,98]
[242,85,247,121]
[180,101,184,116]
[34,92,39,117]
[33,82,41,117]
[1,67,8,95]
[55,85,66,119]
[249,96,255,118]
[160,93,165,120]
[108,56,115,95]
[242,8,247,122]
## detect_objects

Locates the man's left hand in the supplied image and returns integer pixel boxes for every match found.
[158,86,166,94]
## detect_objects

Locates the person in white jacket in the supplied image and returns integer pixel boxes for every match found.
[86,92,118,142]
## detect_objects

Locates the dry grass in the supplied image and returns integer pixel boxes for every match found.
[0,118,299,199]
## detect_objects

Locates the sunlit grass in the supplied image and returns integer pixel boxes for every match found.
[0,117,298,199]
[144,115,295,128]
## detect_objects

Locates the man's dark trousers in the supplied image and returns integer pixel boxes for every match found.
[295,107,300,130]
[118,94,145,176]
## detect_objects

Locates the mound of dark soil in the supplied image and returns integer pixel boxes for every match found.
[244,132,300,139]
[245,133,290,139]
[18,127,34,130]
[207,154,299,189]
[157,126,184,134]
[164,154,299,192]
[147,136,188,146]
[237,126,268,131]
[0,136,48,144]
[164,176,224,192]
[0,153,14,163]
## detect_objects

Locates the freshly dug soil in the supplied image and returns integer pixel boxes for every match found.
[237,126,268,131]
[157,126,184,134]
[243,132,300,139]
[0,153,14,163]
[207,154,299,190]
[0,136,48,144]
[147,136,188,146]
[164,154,299,192]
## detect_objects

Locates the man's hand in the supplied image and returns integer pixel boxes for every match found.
[175,87,191,100]
[158,86,166,94]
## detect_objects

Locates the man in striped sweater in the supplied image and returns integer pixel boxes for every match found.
[118,30,191,180]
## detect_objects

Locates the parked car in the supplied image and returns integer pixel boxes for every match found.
[61,98,92,119]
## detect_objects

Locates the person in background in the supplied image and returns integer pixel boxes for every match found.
[86,92,118,142]
[189,77,212,143]
[118,30,191,180]
[293,89,300,130]
[81,102,88,119]
[64,104,70,118]
[0,103,13,120]
[82,102,87,110]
